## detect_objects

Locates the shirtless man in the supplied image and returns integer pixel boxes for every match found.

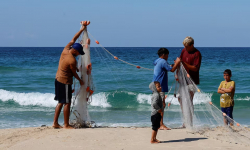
[53,23,86,129]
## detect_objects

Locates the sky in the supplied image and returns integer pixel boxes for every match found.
[0,0,249,47]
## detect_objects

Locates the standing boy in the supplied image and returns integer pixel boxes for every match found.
[149,82,163,143]
[53,23,86,129]
[153,48,181,130]
[217,69,235,126]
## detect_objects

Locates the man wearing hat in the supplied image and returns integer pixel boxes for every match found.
[53,24,86,129]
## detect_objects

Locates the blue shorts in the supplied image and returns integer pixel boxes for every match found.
[221,106,233,123]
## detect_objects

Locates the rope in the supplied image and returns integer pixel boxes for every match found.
[70,77,77,118]
[165,77,177,111]
[88,31,153,71]
[209,101,241,126]
[180,62,241,126]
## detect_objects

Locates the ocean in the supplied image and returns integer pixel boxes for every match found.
[0,47,249,129]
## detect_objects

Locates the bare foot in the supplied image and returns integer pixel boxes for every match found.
[64,125,74,129]
[159,125,171,130]
[155,139,161,143]
[52,123,63,129]
[151,140,160,144]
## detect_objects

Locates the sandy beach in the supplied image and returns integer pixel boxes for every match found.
[0,127,249,150]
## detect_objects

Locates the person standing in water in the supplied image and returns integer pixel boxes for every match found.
[178,36,202,127]
[53,23,86,129]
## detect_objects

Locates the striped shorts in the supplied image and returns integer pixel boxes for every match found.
[54,79,72,104]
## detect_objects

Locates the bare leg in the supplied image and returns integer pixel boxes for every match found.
[223,117,228,126]
[159,111,171,130]
[151,130,160,143]
[159,92,171,130]
[178,98,185,128]
[53,103,63,128]
[189,91,194,127]
[63,103,74,129]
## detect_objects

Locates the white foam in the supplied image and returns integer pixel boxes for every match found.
[0,89,111,108]
[127,92,137,95]
[89,92,111,108]
[136,93,151,104]
[0,89,57,107]
[0,88,214,107]
[136,92,213,105]
[235,96,250,101]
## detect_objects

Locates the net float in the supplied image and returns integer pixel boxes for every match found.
[168,103,171,107]
[209,101,212,105]
[86,86,90,92]
[87,63,92,70]
[72,89,75,93]
[89,90,94,96]
[87,64,92,74]
[187,74,190,78]
[86,39,90,45]
[96,41,99,44]
[237,123,240,126]
[136,66,141,69]
[80,21,88,26]
[197,89,200,92]
[223,113,226,116]
[165,95,168,99]
[114,56,118,60]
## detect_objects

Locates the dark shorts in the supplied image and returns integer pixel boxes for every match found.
[54,79,72,104]
[221,106,233,123]
[151,113,161,131]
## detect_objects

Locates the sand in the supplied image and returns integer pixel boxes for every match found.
[0,126,249,150]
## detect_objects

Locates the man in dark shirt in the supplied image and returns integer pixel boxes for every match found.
[179,36,202,127]
[180,36,202,85]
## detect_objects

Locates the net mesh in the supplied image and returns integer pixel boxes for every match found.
[70,27,96,128]
[173,63,250,146]
[69,31,250,145]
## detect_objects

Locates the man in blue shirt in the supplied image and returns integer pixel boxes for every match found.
[153,48,181,130]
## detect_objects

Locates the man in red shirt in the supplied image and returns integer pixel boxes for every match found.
[179,36,202,127]
[180,36,202,85]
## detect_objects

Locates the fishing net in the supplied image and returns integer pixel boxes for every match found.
[72,30,250,145]
[172,63,250,146]
[70,26,96,128]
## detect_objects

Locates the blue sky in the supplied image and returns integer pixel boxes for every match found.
[0,0,249,47]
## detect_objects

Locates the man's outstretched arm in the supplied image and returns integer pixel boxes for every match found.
[65,25,86,49]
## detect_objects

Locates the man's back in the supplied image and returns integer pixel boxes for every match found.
[56,48,76,85]
[153,58,172,92]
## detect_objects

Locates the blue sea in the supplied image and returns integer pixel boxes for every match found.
[0,47,250,129]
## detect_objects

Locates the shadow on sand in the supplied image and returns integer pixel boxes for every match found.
[161,138,207,143]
